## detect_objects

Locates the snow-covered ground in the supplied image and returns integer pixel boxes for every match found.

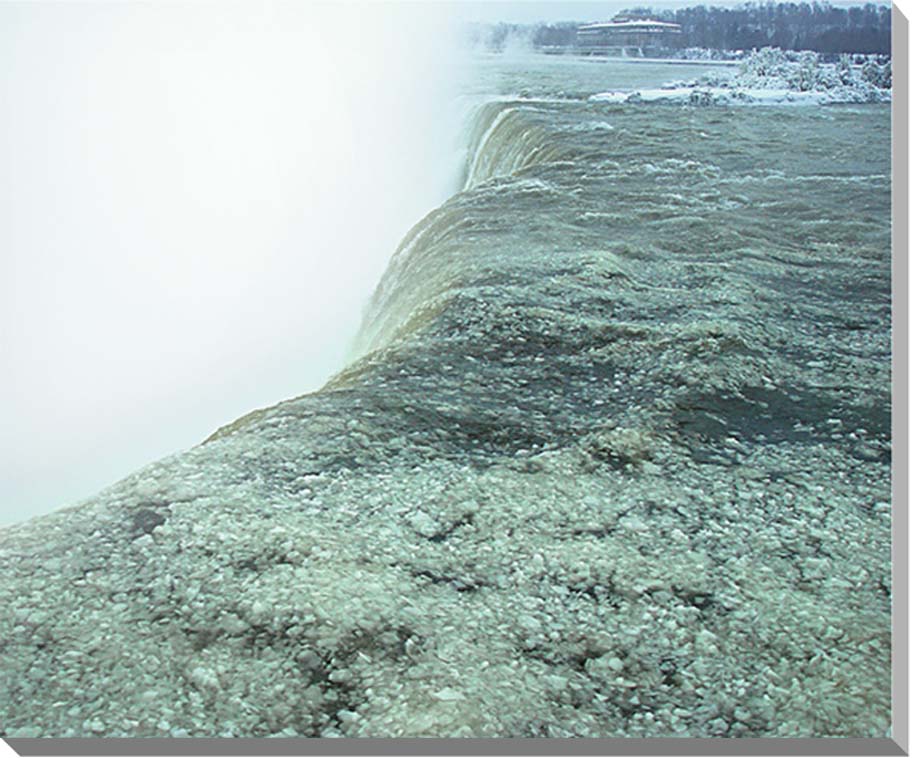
[590,47,892,105]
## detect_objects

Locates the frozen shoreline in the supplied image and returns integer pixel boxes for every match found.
[570,55,741,67]
[590,86,891,106]
[590,48,892,105]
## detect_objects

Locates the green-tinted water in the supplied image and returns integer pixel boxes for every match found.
[0,53,892,739]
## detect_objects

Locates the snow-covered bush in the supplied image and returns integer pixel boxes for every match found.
[739,47,791,79]
[788,51,818,91]
[728,46,892,102]
[837,54,853,86]
[593,44,891,106]
[862,59,892,89]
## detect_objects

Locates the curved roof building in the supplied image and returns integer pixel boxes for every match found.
[577,17,681,51]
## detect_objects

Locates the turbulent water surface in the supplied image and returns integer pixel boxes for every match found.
[0,55,891,739]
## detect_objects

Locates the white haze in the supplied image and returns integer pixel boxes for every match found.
[1,2,469,524]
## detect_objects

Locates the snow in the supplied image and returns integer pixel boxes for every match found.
[590,47,892,106]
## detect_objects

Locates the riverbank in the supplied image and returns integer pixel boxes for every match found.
[590,47,892,105]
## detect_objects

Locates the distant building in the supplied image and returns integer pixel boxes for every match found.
[577,15,681,55]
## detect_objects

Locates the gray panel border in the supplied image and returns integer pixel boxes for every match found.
[890,4,909,756]
[1,738,909,757]
[3,5,908,758]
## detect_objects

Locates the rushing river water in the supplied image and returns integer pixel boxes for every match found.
[0,53,893,738]
[357,57,892,449]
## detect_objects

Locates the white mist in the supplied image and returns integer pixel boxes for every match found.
[1,2,469,524]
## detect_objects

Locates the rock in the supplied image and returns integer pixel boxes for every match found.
[189,666,220,691]
[337,709,359,724]
[432,687,466,702]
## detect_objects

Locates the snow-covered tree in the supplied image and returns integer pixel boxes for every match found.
[789,50,819,91]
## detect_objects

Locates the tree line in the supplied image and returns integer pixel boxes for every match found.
[477,2,891,55]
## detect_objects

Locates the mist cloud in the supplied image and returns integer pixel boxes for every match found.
[1,2,468,524]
